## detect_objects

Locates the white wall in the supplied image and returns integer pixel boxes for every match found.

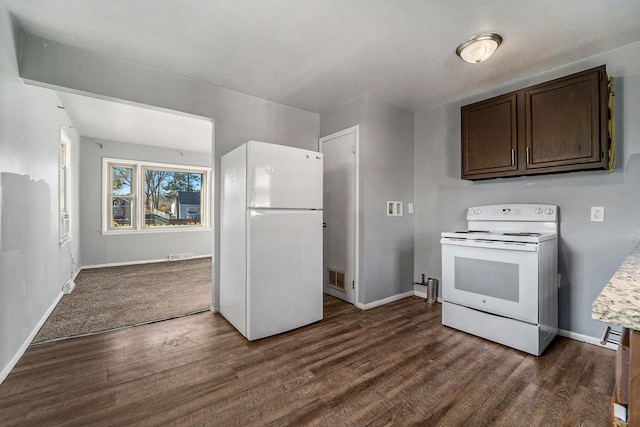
[321,94,415,305]
[414,42,640,339]
[0,5,81,382]
[17,30,320,314]
[80,138,213,266]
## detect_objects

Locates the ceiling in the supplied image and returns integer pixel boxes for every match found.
[5,0,640,149]
[56,92,213,153]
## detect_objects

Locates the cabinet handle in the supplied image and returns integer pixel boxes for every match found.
[526,147,531,164]
[511,149,515,166]
[600,325,622,345]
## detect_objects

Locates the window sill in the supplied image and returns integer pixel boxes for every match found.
[101,227,212,236]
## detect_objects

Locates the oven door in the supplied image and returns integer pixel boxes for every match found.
[441,238,539,324]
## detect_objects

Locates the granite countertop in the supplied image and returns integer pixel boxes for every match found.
[592,242,640,330]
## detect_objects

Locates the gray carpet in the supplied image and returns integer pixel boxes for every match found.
[33,257,212,344]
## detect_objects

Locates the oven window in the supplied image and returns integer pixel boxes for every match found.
[454,257,519,302]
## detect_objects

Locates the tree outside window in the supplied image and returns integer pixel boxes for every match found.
[111,166,134,227]
[143,169,203,227]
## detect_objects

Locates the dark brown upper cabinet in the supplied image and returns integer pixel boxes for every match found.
[461,65,610,180]
[462,93,518,177]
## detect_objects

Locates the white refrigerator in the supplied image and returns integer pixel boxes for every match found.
[219,140,323,340]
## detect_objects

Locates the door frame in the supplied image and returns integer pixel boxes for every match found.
[319,125,360,306]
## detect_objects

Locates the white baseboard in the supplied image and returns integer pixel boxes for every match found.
[413,290,443,303]
[0,291,64,385]
[414,289,428,299]
[558,328,616,350]
[62,279,76,295]
[357,291,414,310]
[81,254,212,270]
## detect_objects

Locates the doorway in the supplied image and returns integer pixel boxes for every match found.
[319,126,359,305]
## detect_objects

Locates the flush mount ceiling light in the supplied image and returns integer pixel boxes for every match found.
[456,32,503,64]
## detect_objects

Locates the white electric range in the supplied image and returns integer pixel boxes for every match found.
[440,204,559,355]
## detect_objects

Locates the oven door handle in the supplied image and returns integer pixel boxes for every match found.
[440,238,538,252]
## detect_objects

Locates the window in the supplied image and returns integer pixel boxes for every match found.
[110,164,135,228]
[59,130,71,243]
[103,158,210,233]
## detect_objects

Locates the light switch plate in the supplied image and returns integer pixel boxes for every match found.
[590,206,604,222]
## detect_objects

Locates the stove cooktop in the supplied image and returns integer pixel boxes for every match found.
[442,204,559,244]
[441,230,556,243]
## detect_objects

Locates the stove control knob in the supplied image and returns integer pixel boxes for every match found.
[545,208,554,215]
[534,207,543,215]
[475,209,482,215]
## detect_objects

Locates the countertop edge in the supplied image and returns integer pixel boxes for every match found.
[592,241,640,330]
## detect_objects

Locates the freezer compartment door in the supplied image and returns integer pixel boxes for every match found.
[247,141,323,209]
[247,209,323,340]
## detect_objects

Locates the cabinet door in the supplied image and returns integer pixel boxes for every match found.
[524,67,607,172]
[461,93,517,179]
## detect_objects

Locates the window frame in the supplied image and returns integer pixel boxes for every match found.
[59,129,72,244]
[107,161,137,231]
[102,157,211,234]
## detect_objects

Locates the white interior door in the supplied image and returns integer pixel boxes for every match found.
[320,126,358,305]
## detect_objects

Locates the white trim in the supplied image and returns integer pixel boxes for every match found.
[62,278,76,295]
[62,267,82,295]
[0,291,64,385]
[100,227,212,236]
[319,125,360,306]
[210,119,217,314]
[414,288,428,299]
[59,128,72,244]
[80,254,212,270]
[357,291,414,310]
[102,157,212,174]
[413,289,444,303]
[558,328,617,350]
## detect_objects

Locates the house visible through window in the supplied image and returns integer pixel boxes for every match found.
[103,158,210,232]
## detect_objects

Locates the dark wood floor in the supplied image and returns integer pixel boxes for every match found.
[0,295,614,426]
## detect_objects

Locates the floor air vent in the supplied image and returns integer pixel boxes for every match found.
[328,268,346,291]
[169,253,194,261]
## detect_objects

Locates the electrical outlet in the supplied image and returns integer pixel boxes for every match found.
[387,201,403,216]
[590,206,605,222]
